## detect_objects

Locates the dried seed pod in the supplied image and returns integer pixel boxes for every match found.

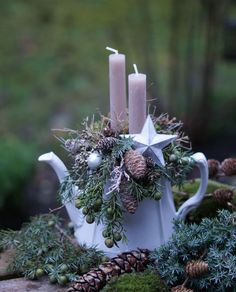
[213,188,233,204]
[221,158,236,176]
[185,260,209,278]
[208,159,220,177]
[124,149,147,180]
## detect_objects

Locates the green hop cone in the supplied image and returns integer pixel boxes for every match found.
[86,214,95,224]
[82,207,89,215]
[58,275,68,285]
[101,255,110,262]
[36,268,44,278]
[106,207,114,219]
[47,220,55,227]
[60,264,68,273]
[93,198,103,211]
[105,238,114,248]
[75,198,83,209]
[49,275,57,284]
[113,232,122,242]
[102,229,109,238]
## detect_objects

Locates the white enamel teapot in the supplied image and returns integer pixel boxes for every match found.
[39,146,208,256]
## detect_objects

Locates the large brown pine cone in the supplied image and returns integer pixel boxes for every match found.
[171,285,193,292]
[213,188,233,204]
[124,149,147,180]
[221,158,236,176]
[67,249,150,292]
[208,159,220,177]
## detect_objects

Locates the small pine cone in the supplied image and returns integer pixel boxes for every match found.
[146,157,155,167]
[119,179,138,214]
[221,158,236,176]
[120,192,138,214]
[124,149,147,180]
[102,126,116,137]
[97,137,118,152]
[65,139,80,155]
[208,159,220,177]
[185,260,208,278]
[213,188,233,204]
[171,285,193,292]
[146,169,161,183]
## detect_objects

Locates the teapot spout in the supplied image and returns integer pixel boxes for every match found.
[38,152,68,184]
[38,152,84,230]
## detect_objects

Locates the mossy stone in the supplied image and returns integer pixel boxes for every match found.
[173,179,236,223]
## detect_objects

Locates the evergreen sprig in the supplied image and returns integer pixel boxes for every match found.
[150,210,236,291]
[0,214,104,285]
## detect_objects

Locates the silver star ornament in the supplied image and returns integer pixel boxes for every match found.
[128,115,177,167]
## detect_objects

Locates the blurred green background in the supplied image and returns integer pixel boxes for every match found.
[0,0,235,228]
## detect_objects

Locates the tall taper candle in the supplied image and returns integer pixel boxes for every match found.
[106,47,127,131]
[128,64,146,134]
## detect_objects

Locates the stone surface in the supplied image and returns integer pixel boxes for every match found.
[0,277,67,292]
[0,249,15,279]
[0,250,67,291]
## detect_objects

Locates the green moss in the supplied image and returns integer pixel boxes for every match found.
[173,179,236,223]
[101,271,167,292]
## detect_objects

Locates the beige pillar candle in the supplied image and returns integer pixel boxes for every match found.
[106,47,127,131]
[128,64,146,134]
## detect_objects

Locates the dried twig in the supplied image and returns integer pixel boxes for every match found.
[49,205,65,213]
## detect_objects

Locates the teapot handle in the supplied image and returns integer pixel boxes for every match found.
[176,152,208,219]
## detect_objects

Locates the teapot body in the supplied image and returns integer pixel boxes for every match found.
[39,152,208,256]
[74,178,176,256]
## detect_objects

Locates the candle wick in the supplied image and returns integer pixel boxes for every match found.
[106,46,118,54]
[133,64,139,75]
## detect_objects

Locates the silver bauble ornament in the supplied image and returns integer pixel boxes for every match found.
[87,152,102,170]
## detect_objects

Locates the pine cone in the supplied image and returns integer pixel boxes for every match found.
[65,139,81,155]
[97,137,118,152]
[185,260,208,277]
[124,150,147,180]
[146,169,161,183]
[171,285,193,292]
[221,158,236,176]
[119,180,138,214]
[213,188,233,204]
[120,192,138,214]
[102,127,116,137]
[208,159,220,177]
[146,157,155,167]
[67,249,150,292]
